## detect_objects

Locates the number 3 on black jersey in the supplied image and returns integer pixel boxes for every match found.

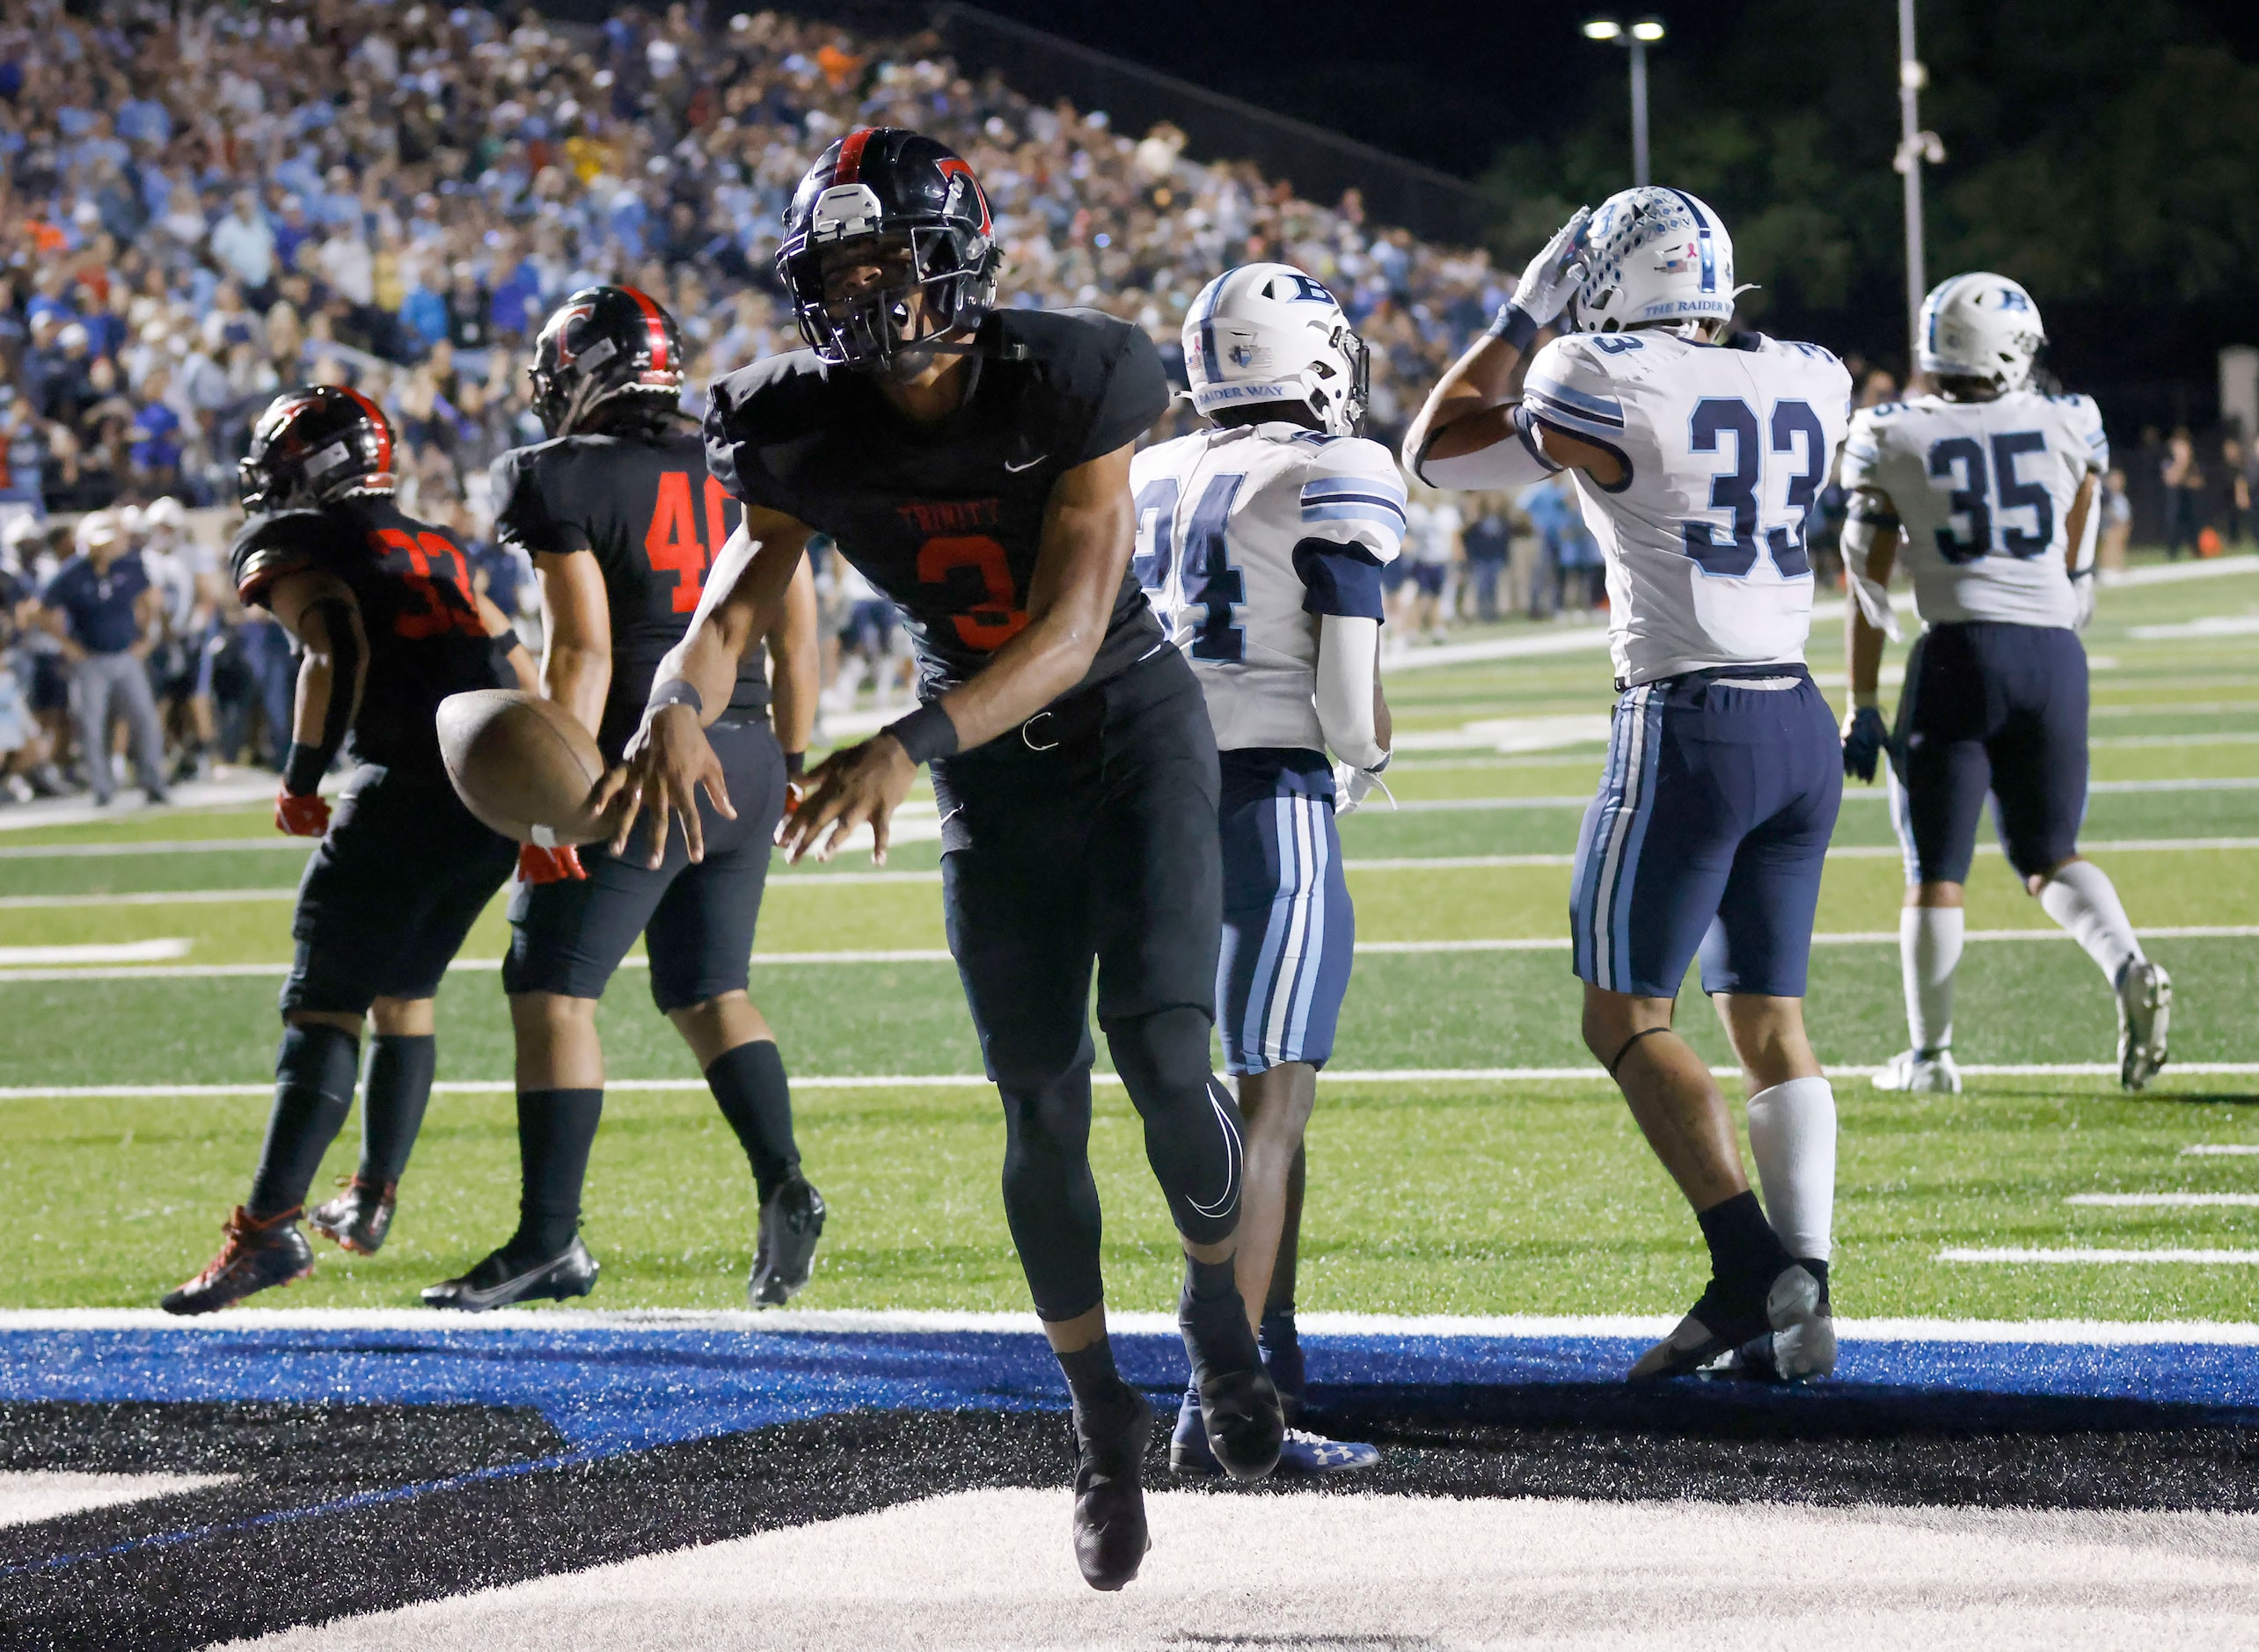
[368,528,484,639]
[645,471,736,613]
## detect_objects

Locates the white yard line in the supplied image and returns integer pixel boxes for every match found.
[1941,1247,2259,1264]
[5,1062,2255,1103]
[2065,1193,2259,1207]
[0,939,189,964]
[2184,1145,2259,1157]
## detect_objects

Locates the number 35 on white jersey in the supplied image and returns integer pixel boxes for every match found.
[1524,330,1852,685]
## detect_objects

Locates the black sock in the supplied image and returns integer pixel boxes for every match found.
[508,1087,603,1262]
[1056,1336,1127,1410]
[1801,1256,1831,1306]
[1695,1189,1795,1306]
[1181,1252,1238,1314]
[704,1040,800,1203]
[1259,1305,1298,1348]
[359,1034,436,1187]
[247,1021,362,1219]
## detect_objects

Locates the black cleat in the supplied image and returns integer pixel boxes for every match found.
[1180,1293,1283,1482]
[422,1236,599,1311]
[306,1176,398,1256]
[748,1174,826,1307]
[1071,1382,1152,1591]
[161,1207,314,1314]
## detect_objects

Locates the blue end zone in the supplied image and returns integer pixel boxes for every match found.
[4,1325,2259,1458]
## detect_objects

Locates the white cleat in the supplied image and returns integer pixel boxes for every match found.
[1871,1049,1963,1094]
[1730,1264,1837,1384]
[2116,960,2172,1092]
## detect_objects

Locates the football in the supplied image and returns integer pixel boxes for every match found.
[435,689,613,845]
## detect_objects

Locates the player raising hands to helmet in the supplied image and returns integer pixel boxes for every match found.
[1407,188,1852,1386]
[162,387,533,1314]
[603,128,1281,1591]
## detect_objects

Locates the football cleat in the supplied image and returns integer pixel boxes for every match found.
[306,1175,398,1255]
[1871,1049,1962,1094]
[1179,1294,1284,1482]
[1071,1382,1152,1592]
[161,1207,314,1315]
[748,1174,827,1307]
[2116,960,2173,1092]
[1170,1384,1378,1475]
[422,1236,599,1311]
[1258,1308,1305,1422]
[1728,1261,1838,1384]
[1630,1262,1831,1382]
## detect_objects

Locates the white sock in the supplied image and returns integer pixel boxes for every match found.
[1746,1078,1837,1263]
[1898,906,1963,1056]
[2038,860,2145,987]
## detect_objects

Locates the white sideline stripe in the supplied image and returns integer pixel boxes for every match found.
[1941,1247,2259,1265]
[11,838,2258,910]
[0,939,189,964]
[2066,1193,2259,1207]
[2184,1144,2259,1156]
[0,837,305,859]
[2092,730,2259,748]
[1373,778,2259,813]
[0,1470,238,1528]
[11,925,2255,982]
[10,1305,2259,1345]
[6,1062,2257,1102]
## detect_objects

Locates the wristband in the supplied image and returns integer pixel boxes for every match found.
[1367,750,1392,774]
[883,702,961,767]
[646,676,703,718]
[282,740,327,797]
[785,749,805,779]
[1485,303,1539,355]
[492,626,521,654]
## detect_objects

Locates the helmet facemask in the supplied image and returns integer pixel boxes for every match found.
[782,227,998,378]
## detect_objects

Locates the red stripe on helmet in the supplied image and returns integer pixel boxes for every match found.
[832,127,876,186]
[619,285,672,376]
[340,385,391,480]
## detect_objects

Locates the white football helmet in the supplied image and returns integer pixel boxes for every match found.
[1918,272,2045,391]
[1183,263,1368,435]
[1568,186,1737,334]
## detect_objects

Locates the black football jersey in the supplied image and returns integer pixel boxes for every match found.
[705,307,1172,698]
[489,423,759,759]
[230,496,510,778]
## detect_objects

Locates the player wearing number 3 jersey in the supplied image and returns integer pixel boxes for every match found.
[610,129,1280,1591]
[164,387,533,1313]
[424,287,828,1313]
[1408,186,1850,1385]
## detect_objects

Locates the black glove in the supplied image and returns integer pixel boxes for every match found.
[1841,704,1890,783]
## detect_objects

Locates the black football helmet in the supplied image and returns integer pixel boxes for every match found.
[776,127,999,373]
[238,385,396,513]
[528,284,686,436]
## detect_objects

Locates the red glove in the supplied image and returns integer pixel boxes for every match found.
[518,843,586,885]
[275,788,331,837]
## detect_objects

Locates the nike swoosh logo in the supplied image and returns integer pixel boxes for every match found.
[1004,455,1047,472]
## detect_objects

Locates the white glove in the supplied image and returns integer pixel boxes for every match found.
[2073,572,2098,631]
[1506,207,1593,333]
[1333,757,1393,817]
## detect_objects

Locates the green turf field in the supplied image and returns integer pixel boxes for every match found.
[3,563,2255,1320]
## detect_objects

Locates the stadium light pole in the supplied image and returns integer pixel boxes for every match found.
[1893,0,1946,369]
[1583,17,1667,187]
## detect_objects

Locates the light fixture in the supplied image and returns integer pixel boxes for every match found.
[1631,17,1666,40]
[1582,18,1624,40]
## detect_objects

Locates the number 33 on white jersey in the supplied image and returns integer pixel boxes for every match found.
[1524,330,1852,685]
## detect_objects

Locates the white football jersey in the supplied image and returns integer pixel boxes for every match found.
[1839,389,2107,628]
[1131,421,1405,752]
[1523,330,1853,684]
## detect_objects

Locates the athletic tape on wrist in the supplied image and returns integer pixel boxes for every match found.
[646,677,703,718]
[883,702,960,767]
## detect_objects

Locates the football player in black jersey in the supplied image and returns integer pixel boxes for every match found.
[421,287,824,1312]
[603,128,1280,1590]
[162,387,532,1313]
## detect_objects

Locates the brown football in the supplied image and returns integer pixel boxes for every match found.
[435,690,613,846]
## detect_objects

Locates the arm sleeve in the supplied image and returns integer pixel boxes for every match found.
[1313,612,1385,771]
[1073,323,1172,463]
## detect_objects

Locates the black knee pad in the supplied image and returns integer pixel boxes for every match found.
[279,1020,362,1103]
[1103,1005,1214,1102]
[1104,1008,1242,1246]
